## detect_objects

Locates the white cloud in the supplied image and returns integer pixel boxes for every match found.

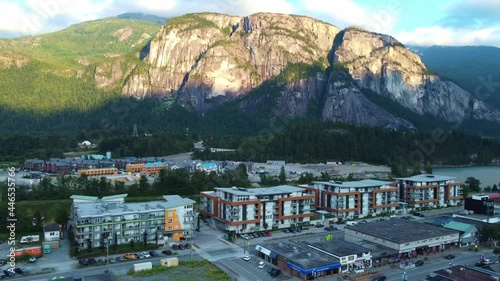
[395,26,500,47]
[297,0,402,33]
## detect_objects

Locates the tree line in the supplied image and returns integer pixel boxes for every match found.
[195,123,500,175]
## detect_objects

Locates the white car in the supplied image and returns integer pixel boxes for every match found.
[483,259,495,265]
[141,252,151,258]
[243,255,252,261]
[258,261,265,269]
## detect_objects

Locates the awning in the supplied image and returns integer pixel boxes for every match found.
[269,251,277,259]
[354,261,362,266]
[255,245,271,256]
[287,261,341,274]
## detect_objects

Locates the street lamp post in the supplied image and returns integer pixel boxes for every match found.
[106,240,109,273]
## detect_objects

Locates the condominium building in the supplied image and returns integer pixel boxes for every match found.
[301,180,400,219]
[77,168,118,177]
[395,174,463,208]
[200,185,315,233]
[70,194,195,250]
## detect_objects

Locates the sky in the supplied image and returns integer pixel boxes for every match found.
[0,0,499,47]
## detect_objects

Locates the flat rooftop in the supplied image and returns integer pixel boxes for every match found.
[74,195,194,218]
[345,219,458,244]
[215,185,304,196]
[265,241,339,269]
[313,179,394,188]
[308,240,370,257]
[431,265,500,281]
[396,174,455,182]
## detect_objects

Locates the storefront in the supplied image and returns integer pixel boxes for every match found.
[287,261,341,280]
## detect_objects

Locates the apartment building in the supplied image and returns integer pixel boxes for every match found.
[77,168,118,177]
[200,185,315,233]
[395,174,463,208]
[301,180,400,219]
[70,194,195,250]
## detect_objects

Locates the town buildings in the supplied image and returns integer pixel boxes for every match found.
[464,194,495,216]
[300,179,400,219]
[344,219,460,255]
[395,174,463,208]
[70,194,195,250]
[200,185,315,233]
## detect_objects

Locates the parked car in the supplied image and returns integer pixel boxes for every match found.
[324,226,337,231]
[116,256,126,261]
[137,253,146,259]
[124,253,137,260]
[264,231,272,237]
[88,258,97,265]
[444,254,455,260]
[28,257,37,263]
[359,220,368,224]
[172,244,179,250]
[300,227,310,230]
[258,261,265,269]
[162,249,173,255]
[184,243,191,249]
[371,275,386,281]
[0,273,6,279]
[149,250,159,257]
[108,257,116,263]
[415,260,424,267]
[315,224,324,228]
[289,228,295,233]
[0,260,4,266]
[296,228,302,233]
[268,268,281,278]
[78,259,89,266]
[243,255,252,261]
[14,268,29,275]
[283,229,290,233]
[2,270,14,277]
[141,252,151,258]
[178,244,185,250]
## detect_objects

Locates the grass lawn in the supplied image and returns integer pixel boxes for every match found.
[124,260,232,281]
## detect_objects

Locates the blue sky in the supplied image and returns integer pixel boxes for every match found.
[0,0,499,46]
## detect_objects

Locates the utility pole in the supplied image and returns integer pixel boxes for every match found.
[190,212,195,260]
[106,241,109,273]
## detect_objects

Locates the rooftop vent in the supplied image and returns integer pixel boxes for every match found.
[445,269,452,274]
[307,253,311,259]
[279,243,283,247]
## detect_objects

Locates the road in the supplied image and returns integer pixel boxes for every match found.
[7,252,200,281]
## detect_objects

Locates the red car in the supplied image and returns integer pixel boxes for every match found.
[264,231,272,237]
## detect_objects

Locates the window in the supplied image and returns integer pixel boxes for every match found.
[168,219,172,223]
[168,212,172,217]
[168,226,172,231]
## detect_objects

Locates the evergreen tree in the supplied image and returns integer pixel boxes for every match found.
[279,166,287,184]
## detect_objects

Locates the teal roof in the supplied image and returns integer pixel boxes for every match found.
[443,221,474,232]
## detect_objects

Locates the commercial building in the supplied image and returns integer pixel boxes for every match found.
[125,162,168,175]
[200,185,315,233]
[464,194,495,216]
[345,219,460,256]
[77,168,118,177]
[428,265,500,281]
[256,235,372,279]
[70,194,195,250]
[395,174,463,208]
[301,180,399,219]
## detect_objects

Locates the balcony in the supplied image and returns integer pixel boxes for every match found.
[290,203,297,207]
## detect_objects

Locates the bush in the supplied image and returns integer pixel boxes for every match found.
[493,248,500,254]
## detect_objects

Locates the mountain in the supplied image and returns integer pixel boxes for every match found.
[1,12,500,135]
[117,12,168,25]
[410,45,500,109]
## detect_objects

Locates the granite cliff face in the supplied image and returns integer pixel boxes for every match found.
[121,13,500,128]
[331,28,500,123]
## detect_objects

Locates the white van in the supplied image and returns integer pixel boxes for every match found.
[346,221,358,226]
